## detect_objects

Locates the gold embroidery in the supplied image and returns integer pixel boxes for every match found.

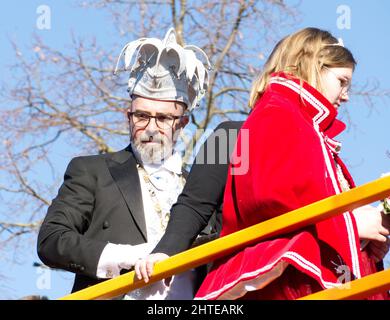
[335,163,350,192]
[139,166,185,232]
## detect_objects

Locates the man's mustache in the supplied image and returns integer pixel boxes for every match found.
[139,133,166,144]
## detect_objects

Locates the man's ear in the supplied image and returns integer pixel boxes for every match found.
[126,108,132,121]
[180,115,189,128]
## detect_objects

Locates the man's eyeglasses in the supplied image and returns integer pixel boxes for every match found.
[323,66,351,95]
[128,111,182,130]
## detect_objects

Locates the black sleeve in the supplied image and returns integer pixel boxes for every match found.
[152,121,244,256]
[37,157,107,278]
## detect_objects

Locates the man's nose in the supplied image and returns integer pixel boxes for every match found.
[145,117,159,132]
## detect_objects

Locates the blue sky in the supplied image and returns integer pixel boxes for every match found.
[0,0,389,299]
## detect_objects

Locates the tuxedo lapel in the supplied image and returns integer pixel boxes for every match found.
[106,146,147,242]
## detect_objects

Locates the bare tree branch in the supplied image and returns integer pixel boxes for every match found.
[0,0,302,261]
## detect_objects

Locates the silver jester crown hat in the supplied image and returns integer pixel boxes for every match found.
[114,28,211,111]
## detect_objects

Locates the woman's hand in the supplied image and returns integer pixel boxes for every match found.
[353,205,390,242]
[134,253,169,283]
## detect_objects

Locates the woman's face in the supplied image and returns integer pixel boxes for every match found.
[320,67,353,109]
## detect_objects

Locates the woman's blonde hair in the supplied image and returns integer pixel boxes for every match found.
[249,27,356,108]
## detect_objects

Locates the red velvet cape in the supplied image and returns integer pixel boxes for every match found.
[195,73,387,300]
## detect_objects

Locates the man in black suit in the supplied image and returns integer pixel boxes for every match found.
[134,120,244,283]
[37,28,211,299]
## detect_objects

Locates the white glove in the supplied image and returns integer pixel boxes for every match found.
[96,242,155,279]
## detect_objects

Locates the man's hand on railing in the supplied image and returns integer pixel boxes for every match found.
[134,253,169,283]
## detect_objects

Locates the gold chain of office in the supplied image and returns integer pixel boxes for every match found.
[139,166,185,231]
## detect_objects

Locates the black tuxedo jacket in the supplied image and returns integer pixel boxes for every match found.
[37,145,156,292]
[153,120,244,256]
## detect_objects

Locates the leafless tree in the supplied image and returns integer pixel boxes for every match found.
[0,0,301,256]
[1,0,389,270]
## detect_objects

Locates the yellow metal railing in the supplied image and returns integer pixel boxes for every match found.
[299,268,390,300]
[60,175,390,300]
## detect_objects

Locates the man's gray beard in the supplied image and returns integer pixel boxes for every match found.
[132,137,173,165]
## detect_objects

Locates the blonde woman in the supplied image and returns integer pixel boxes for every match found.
[195,27,390,300]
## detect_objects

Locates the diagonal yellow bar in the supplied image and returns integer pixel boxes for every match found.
[60,175,390,300]
[298,268,390,300]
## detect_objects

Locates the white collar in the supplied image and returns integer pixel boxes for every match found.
[142,151,183,176]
